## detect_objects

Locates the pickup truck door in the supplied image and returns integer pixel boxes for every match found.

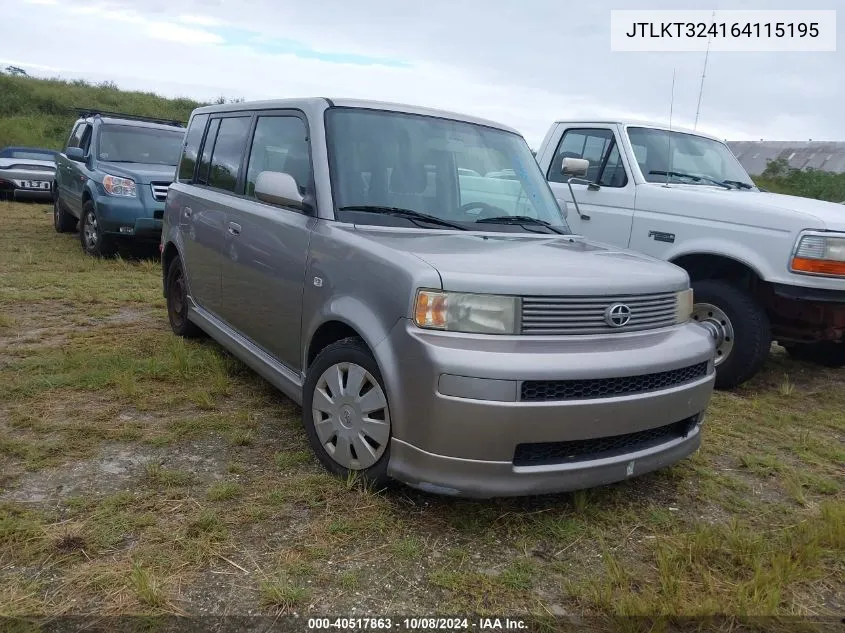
[543,125,636,248]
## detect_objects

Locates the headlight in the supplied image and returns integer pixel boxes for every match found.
[675,288,693,324]
[103,174,137,197]
[414,289,519,334]
[791,234,845,276]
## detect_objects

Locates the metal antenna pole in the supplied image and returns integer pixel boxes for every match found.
[666,68,675,187]
[695,10,715,130]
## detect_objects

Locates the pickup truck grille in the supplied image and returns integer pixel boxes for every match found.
[520,292,677,335]
[150,182,171,202]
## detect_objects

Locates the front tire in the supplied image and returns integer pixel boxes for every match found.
[302,338,391,486]
[691,279,771,389]
[79,201,116,257]
[166,256,202,338]
[53,194,76,233]
[784,341,845,368]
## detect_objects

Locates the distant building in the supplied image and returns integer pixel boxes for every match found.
[727,141,845,177]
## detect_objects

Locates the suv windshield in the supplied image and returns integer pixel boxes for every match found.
[627,127,755,189]
[327,108,570,234]
[97,124,184,165]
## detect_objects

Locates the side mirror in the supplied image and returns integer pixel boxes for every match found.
[66,147,86,162]
[561,157,589,178]
[254,171,306,210]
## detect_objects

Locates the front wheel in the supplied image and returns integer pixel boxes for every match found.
[302,338,391,486]
[784,341,845,368]
[691,279,772,389]
[79,201,116,257]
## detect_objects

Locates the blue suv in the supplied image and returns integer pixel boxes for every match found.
[53,110,186,256]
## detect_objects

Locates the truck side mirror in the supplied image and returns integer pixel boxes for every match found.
[561,157,589,178]
[66,147,86,162]
[254,171,307,210]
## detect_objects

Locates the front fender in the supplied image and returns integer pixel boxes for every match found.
[666,238,774,281]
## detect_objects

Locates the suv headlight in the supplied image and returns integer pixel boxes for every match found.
[675,288,693,324]
[414,289,519,334]
[103,174,137,197]
[791,233,845,276]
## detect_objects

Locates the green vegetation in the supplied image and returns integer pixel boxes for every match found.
[754,158,845,202]
[0,73,204,149]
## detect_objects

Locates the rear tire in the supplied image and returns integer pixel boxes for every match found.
[691,279,771,389]
[302,338,391,487]
[166,256,202,338]
[53,194,76,233]
[79,201,116,257]
[784,341,845,368]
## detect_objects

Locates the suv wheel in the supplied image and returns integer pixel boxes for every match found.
[53,194,76,233]
[166,256,202,338]
[302,338,391,486]
[80,201,116,257]
[783,341,845,368]
[691,279,771,389]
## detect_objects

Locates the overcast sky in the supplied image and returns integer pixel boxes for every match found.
[2,0,842,146]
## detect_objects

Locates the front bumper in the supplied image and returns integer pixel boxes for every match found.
[95,195,164,240]
[378,320,716,498]
[10,187,52,202]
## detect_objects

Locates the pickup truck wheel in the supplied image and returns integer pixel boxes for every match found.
[783,341,845,368]
[80,201,116,257]
[302,338,391,487]
[691,279,771,389]
[165,257,202,338]
[53,195,76,233]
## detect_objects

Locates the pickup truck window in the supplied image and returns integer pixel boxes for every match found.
[548,128,628,188]
[327,108,567,233]
[627,127,754,189]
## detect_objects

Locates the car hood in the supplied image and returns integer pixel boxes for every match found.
[0,158,56,171]
[642,183,845,232]
[97,162,176,184]
[356,229,689,295]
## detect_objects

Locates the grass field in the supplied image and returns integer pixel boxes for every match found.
[0,201,842,625]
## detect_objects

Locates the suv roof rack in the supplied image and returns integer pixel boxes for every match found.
[72,108,185,127]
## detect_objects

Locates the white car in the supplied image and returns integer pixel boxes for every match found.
[535,120,845,387]
[0,146,57,201]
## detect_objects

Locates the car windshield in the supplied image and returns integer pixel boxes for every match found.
[627,127,755,189]
[0,149,56,161]
[326,108,570,234]
[97,125,184,165]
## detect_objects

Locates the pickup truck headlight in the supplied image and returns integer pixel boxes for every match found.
[791,234,845,276]
[414,290,519,334]
[675,288,693,324]
[103,174,137,197]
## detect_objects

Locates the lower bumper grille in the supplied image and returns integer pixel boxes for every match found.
[513,416,699,467]
[521,362,708,402]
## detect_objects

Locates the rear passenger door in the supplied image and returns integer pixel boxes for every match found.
[221,111,315,372]
[545,125,636,247]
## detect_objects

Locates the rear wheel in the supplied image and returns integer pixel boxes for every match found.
[691,279,771,389]
[80,201,116,257]
[166,256,202,338]
[784,341,845,368]
[302,338,391,487]
[53,194,76,233]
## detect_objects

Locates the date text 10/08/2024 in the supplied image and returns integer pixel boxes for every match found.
[307,617,528,630]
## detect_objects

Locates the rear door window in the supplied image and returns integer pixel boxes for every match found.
[207,116,251,193]
[196,119,221,186]
[178,113,209,183]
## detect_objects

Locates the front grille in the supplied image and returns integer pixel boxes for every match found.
[150,182,171,202]
[521,292,677,335]
[513,416,698,467]
[521,362,708,402]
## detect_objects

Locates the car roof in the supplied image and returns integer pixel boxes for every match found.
[193,97,522,136]
[0,146,57,154]
[78,116,185,132]
[552,119,725,142]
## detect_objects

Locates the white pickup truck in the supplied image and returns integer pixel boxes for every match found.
[534,120,845,388]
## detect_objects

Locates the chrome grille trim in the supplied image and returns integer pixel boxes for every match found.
[521,292,678,335]
[150,182,171,202]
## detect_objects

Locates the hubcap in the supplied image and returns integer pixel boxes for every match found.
[311,362,390,470]
[692,302,734,366]
[83,211,98,248]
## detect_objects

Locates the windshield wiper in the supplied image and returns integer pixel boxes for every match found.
[722,179,755,190]
[338,205,468,230]
[649,170,732,190]
[475,215,567,234]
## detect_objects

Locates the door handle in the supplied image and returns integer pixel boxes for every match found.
[228,222,241,236]
[183,207,192,218]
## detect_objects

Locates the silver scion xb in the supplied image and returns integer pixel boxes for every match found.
[161,98,717,498]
